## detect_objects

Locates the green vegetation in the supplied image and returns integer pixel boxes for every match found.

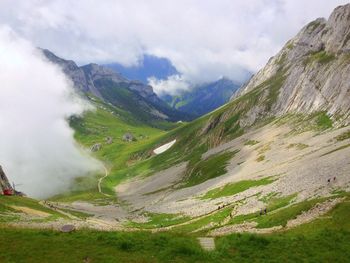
[172,207,233,234]
[304,50,335,65]
[0,196,64,222]
[256,197,327,228]
[244,140,259,146]
[201,177,276,200]
[55,97,172,200]
[335,130,350,141]
[181,150,238,188]
[316,111,333,129]
[2,196,350,262]
[286,41,294,49]
[127,212,190,229]
[227,196,329,230]
[287,143,309,150]
[256,155,265,162]
[0,229,212,263]
[275,111,333,133]
[265,194,297,211]
[58,208,93,219]
[257,143,271,154]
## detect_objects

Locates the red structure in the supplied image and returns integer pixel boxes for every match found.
[3,189,13,196]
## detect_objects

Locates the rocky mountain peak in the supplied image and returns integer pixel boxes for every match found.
[230,4,350,126]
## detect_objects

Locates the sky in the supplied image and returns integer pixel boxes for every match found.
[0,26,102,198]
[0,0,347,90]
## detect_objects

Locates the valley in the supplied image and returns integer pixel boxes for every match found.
[1,2,350,262]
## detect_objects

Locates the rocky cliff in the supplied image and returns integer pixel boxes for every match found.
[231,4,350,126]
[0,166,12,194]
[41,49,192,122]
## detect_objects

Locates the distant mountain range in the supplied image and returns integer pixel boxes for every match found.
[104,54,178,84]
[41,49,193,125]
[161,78,242,117]
[104,54,249,117]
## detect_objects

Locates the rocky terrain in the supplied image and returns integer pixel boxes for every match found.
[232,4,350,125]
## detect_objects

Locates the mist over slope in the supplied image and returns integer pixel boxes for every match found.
[0,27,102,198]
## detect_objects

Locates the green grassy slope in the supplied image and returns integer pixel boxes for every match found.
[0,196,65,223]
[50,97,173,202]
[1,194,350,262]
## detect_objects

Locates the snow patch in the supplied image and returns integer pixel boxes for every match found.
[153,139,176,154]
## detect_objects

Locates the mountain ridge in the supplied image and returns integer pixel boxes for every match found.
[231,3,350,126]
[162,77,243,117]
[41,49,193,124]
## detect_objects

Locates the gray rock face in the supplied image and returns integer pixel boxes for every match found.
[91,143,102,152]
[41,49,190,122]
[40,49,102,98]
[105,137,113,145]
[232,4,350,125]
[122,132,135,142]
[0,165,13,194]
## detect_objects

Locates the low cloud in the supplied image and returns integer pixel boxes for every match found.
[148,75,191,95]
[0,27,102,198]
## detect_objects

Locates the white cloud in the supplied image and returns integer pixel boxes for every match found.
[0,26,102,198]
[0,0,348,84]
[148,75,191,95]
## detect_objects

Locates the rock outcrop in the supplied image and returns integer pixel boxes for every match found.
[122,132,135,142]
[0,166,13,194]
[231,4,350,125]
[91,143,102,152]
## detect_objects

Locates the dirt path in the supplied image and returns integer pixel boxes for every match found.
[98,165,111,197]
[39,201,81,220]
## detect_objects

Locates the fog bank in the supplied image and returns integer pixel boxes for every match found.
[0,27,102,198]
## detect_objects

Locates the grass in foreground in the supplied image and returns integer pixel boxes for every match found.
[1,197,350,262]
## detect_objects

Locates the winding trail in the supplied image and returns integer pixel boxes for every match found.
[98,165,111,197]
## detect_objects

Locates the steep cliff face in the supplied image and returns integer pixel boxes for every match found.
[231,4,350,125]
[0,166,12,194]
[41,49,192,122]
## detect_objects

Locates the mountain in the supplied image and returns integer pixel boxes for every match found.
[3,4,350,262]
[162,77,242,117]
[231,4,350,125]
[41,49,193,124]
[104,54,178,84]
[102,3,350,230]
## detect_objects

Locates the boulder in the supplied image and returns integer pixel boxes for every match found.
[122,132,135,142]
[91,143,102,152]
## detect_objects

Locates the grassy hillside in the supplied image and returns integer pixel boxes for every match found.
[1,193,350,262]
[50,96,175,202]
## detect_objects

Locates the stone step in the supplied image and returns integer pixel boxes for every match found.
[198,237,215,251]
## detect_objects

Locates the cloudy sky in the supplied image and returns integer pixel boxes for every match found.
[0,0,348,87]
